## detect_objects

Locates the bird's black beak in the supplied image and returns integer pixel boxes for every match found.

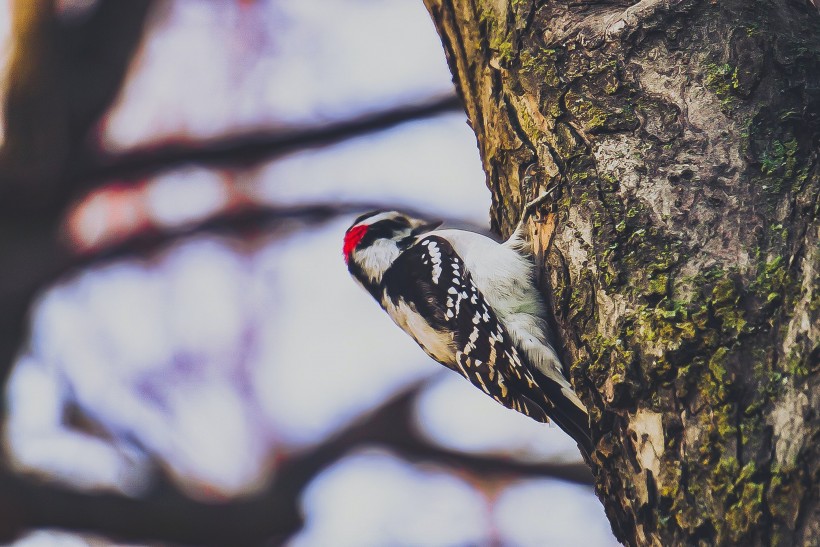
[411,220,443,237]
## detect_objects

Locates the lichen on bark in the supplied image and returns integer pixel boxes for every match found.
[423,0,820,544]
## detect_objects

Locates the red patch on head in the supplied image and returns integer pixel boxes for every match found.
[343,224,369,263]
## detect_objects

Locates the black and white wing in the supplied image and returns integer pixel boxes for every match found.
[380,235,554,423]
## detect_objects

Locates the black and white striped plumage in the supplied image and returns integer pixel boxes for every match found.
[343,210,592,455]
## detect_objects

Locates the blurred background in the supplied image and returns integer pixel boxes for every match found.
[0,1,616,545]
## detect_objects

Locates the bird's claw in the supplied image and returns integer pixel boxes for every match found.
[521,184,559,224]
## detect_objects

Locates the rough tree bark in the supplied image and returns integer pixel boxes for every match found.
[423,0,819,545]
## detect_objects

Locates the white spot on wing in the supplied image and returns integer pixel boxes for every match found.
[426,240,443,284]
[463,325,480,355]
[497,374,508,397]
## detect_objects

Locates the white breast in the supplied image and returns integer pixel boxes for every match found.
[383,296,455,365]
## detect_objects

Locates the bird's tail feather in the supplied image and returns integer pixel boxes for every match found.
[547,395,593,458]
[532,370,593,457]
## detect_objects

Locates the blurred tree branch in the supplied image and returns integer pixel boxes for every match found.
[73,94,462,190]
[70,201,492,264]
[0,0,154,432]
[0,0,154,215]
[0,0,461,390]
[0,383,591,546]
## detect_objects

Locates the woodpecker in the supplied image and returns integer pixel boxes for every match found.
[343,199,592,455]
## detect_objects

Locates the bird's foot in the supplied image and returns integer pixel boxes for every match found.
[513,184,559,238]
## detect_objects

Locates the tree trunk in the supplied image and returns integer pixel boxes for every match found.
[422,0,820,544]
[0,0,153,392]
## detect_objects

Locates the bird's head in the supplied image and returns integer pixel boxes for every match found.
[343,210,441,292]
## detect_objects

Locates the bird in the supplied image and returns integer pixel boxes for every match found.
[343,197,592,456]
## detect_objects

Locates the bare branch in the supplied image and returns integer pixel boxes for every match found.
[67,200,493,266]
[73,94,463,191]
[0,382,591,546]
